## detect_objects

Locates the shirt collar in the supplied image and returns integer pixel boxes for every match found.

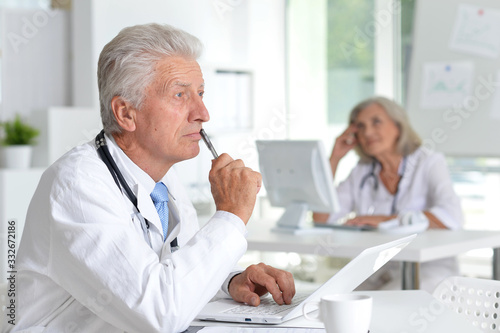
[104,133,157,195]
[373,156,406,176]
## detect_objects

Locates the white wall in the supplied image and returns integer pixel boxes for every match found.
[0,7,71,121]
[72,0,283,111]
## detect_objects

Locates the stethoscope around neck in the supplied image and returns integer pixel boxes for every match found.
[95,130,178,251]
[359,156,407,215]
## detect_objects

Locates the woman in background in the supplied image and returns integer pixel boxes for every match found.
[314,96,463,292]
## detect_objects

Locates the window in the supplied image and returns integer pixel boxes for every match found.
[287,0,417,132]
[286,0,414,180]
[326,0,375,124]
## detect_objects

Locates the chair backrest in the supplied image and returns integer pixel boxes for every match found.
[433,276,500,332]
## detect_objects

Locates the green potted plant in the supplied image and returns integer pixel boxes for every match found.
[0,114,40,168]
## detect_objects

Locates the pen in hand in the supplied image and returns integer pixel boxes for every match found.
[200,128,219,159]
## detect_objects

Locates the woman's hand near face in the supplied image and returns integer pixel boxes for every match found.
[329,125,358,176]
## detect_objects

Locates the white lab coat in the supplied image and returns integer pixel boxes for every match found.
[328,147,463,229]
[328,147,464,292]
[7,135,247,333]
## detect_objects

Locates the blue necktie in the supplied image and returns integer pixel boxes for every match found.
[150,182,169,241]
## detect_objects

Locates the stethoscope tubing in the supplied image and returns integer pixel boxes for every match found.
[359,157,407,215]
[95,130,178,250]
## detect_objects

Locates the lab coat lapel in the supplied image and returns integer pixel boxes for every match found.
[166,194,180,243]
[136,184,163,234]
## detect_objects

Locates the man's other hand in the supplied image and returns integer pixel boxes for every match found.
[228,263,295,306]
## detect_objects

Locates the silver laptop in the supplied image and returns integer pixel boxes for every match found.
[196,234,416,324]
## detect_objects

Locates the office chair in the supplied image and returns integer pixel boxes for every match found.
[433,276,500,332]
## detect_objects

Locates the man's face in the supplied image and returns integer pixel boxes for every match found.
[133,56,209,167]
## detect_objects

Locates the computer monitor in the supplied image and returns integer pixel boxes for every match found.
[256,140,340,234]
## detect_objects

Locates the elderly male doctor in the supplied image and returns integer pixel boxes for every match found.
[8,23,295,333]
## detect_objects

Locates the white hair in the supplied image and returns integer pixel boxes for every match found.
[97,23,203,134]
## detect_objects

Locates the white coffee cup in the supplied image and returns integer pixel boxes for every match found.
[302,294,372,333]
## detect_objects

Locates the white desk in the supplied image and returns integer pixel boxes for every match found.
[190,290,482,332]
[246,221,500,289]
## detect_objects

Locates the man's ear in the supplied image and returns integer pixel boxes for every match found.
[111,96,137,132]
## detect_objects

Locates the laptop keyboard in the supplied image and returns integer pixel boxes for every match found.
[222,292,309,315]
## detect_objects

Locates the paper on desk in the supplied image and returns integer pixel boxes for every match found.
[197,328,325,332]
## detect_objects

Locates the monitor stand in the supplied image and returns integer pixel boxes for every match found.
[271,202,332,235]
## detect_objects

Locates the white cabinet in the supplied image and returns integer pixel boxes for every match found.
[0,168,44,281]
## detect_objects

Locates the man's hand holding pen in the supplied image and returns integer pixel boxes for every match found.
[200,128,293,306]
[209,154,262,224]
[201,129,262,224]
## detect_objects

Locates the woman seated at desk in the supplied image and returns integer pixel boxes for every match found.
[314,96,464,292]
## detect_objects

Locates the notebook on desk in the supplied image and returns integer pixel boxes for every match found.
[196,234,416,325]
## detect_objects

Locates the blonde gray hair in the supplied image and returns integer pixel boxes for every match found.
[97,23,203,134]
[349,96,421,163]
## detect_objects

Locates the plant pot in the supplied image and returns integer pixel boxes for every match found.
[0,145,33,169]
